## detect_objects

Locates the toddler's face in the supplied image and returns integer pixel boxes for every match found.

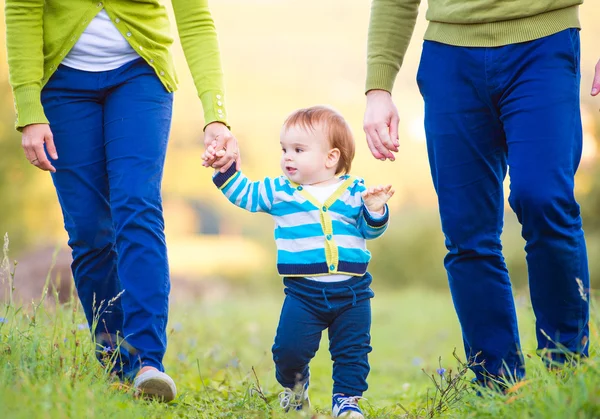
[280,124,333,185]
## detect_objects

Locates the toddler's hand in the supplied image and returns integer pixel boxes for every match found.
[362,185,395,214]
[202,140,226,168]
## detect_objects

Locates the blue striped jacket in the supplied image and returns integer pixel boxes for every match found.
[213,165,389,277]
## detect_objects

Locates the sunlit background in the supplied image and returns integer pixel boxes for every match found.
[1,0,599,303]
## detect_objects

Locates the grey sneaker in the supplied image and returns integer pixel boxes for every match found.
[133,367,177,402]
[278,380,310,412]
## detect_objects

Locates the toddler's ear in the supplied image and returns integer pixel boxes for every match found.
[325,148,341,170]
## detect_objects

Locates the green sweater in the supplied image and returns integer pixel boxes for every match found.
[366,0,583,93]
[5,0,227,130]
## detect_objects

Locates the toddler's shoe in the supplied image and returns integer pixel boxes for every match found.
[332,393,364,418]
[279,380,310,412]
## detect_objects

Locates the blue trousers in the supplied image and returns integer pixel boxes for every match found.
[417,29,590,382]
[41,59,173,379]
[272,274,374,396]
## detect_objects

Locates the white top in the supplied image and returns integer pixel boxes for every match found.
[61,10,140,72]
[302,181,345,206]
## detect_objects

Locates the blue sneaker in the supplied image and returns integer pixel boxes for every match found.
[278,381,310,412]
[332,394,364,418]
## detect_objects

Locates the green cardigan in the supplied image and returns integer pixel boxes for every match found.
[366,0,583,93]
[5,0,227,130]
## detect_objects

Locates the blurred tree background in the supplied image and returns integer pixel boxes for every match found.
[0,0,598,296]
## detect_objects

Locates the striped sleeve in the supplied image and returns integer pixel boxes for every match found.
[357,204,389,239]
[212,165,274,213]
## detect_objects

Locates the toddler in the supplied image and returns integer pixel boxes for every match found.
[203,106,393,418]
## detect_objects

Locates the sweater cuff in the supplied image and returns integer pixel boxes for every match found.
[200,90,229,130]
[212,163,238,189]
[365,63,399,94]
[13,85,49,131]
[366,205,388,220]
[362,204,389,227]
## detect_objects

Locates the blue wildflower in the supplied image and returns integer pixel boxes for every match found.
[412,357,423,367]
[177,353,186,362]
[437,368,446,376]
[77,324,87,330]
[0,318,7,324]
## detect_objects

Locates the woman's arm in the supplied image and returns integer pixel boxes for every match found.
[5,0,49,130]
[172,0,239,172]
[6,0,57,173]
[171,0,226,128]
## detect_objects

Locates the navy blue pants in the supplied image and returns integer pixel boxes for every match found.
[417,29,590,382]
[272,274,374,396]
[41,59,173,379]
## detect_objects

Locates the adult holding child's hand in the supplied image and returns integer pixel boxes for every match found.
[203,121,241,173]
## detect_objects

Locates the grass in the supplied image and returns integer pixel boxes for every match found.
[0,235,598,419]
[0,278,599,419]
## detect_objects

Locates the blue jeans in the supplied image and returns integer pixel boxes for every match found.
[272,274,374,396]
[41,58,173,379]
[417,29,589,383]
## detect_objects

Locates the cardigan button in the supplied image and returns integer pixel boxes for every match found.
[329,264,335,271]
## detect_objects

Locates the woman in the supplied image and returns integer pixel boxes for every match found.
[5,0,239,402]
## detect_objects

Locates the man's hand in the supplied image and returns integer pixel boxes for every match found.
[362,184,395,214]
[22,124,58,173]
[363,90,400,161]
[202,122,241,173]
[592,59,600,97]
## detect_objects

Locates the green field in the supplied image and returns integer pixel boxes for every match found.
[1,283,598,419]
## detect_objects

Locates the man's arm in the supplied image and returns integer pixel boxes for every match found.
[364,0,421,161]
[366,0,421,93]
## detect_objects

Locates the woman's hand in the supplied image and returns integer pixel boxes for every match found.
[362,184,395,214]
[202,122,241,173]
[22,124,58,172]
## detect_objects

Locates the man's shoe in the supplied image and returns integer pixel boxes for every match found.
[133,367,177,402]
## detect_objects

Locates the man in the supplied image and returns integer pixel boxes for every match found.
[364,0,597,386]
